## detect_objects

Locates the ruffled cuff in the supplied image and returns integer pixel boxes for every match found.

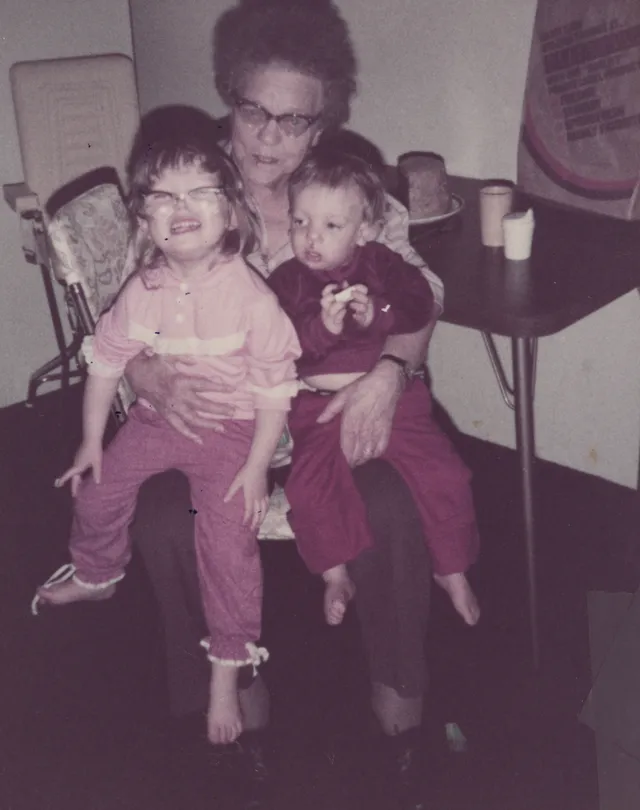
[199,639,269,675]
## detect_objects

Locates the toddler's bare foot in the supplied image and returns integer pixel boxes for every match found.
[434,572,480,626]
[36,579,116,608]
[322,564,355,626]
[208,663,243,745]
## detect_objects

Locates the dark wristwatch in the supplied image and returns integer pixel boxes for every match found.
[378,353,414,383]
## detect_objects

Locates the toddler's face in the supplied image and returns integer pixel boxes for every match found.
[290,182,374,272]
[141,162,229,270]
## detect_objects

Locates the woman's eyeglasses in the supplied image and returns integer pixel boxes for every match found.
[233,96,321,138]
[142,186,225,215]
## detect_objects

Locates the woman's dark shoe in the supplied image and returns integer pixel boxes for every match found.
[238,729,274,810]
[386,726,428,810]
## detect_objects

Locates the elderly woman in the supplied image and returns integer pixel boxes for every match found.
[127,2,443,808]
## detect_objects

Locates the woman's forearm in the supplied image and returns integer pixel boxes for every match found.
[124,350,156,401]
[380,315,437,372]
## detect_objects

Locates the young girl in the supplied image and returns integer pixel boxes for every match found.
[32,135,301,746]
[268,150,481,628]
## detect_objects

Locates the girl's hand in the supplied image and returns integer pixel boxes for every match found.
[349,284,374,329]
[223,464,269,531]
[320,283,348,335]
[54,442,103,497]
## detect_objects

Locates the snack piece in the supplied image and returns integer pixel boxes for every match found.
[334,286,356,303]
[398,153,451,220]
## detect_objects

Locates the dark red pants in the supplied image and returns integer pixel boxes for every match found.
[286,380,479,576]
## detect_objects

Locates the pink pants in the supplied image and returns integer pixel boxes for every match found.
[70,404,261,663]
[286,380,480,576]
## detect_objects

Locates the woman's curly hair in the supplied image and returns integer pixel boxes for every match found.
[213,0,357,132]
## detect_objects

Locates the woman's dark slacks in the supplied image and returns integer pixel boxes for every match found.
[131,456,431,717]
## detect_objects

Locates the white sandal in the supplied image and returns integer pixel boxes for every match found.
[31,563,123,615]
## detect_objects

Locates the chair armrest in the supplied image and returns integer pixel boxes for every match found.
[2,182,40,214]
[3,182,47,265]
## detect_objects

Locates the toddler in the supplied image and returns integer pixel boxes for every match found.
[268,150,480,627]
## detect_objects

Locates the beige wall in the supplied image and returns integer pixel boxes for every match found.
[0,0,133,408]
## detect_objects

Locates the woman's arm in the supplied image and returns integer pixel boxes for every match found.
[377,193,441,361]
[124,351,234,444]
[316,316,436,467]
[381,320,435,370]
[379,194,444,315]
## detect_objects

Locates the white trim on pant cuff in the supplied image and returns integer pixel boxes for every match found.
[200,640,269,674]
[73,572,125,590]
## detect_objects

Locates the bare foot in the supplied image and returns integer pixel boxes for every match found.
[434,572,480,626]
[322,564,356,626]
[36,579,116,608]
[208,663,243,745]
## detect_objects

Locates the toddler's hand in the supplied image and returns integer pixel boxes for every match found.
[223,464,269,531]
[349,284,374,329]
[55,442,103,497]
[321,283,348,335]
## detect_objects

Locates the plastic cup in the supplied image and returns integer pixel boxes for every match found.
[503,209,535,260]
[479,183,514,247]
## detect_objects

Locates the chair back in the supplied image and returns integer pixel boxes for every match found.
[10,54,139,213]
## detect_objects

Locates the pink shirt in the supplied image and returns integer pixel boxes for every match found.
[89,255,301,419]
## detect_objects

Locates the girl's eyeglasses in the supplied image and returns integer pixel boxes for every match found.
[142,186,225,215]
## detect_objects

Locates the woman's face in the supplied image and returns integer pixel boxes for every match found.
[230,63,324,190]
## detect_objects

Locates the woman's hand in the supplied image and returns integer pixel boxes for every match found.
[223,463,270,531]
[320,284,348,335]
[55,442,103,497]
[125,351,235,443]
[348,284,374,329]
[316,360,405,466]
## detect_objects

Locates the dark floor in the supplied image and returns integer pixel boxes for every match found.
[1,385,639,809]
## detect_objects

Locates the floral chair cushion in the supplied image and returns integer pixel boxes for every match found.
[47,182,135,411]
[47,183,132,320]
[258,486,294,540]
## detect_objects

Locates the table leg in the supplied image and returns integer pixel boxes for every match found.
[512,336,539,669]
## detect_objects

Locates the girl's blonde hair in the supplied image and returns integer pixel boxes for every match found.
[126,134,259,278]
